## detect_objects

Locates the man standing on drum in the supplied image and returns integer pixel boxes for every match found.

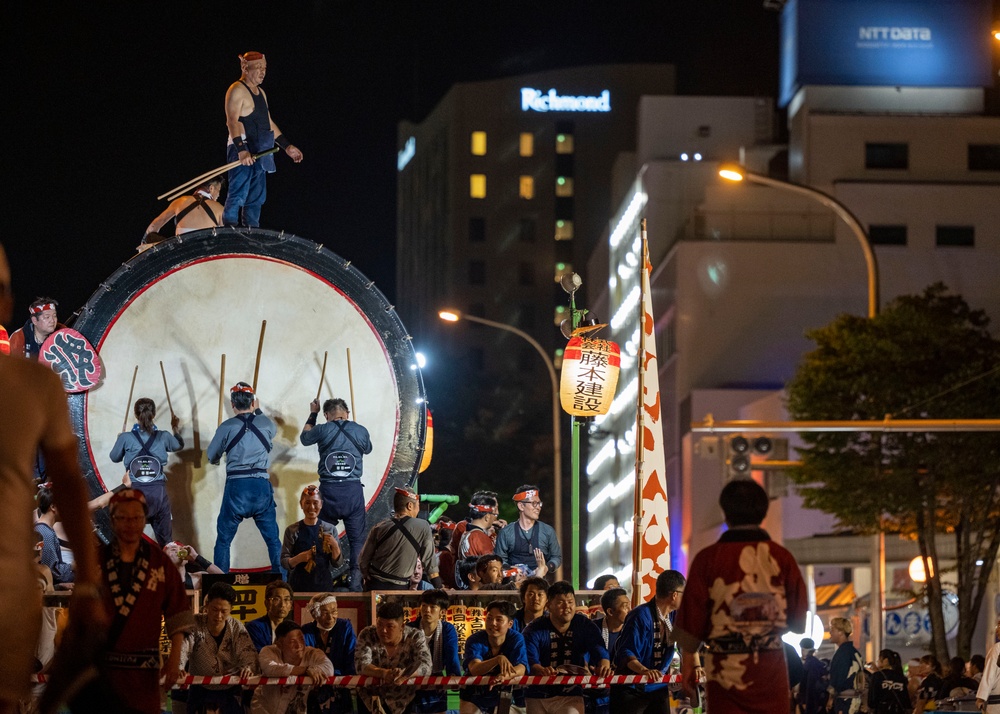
[109,397,184,546]
[224,51,303,227]
[207,382,281,573]
[300,397,372,592]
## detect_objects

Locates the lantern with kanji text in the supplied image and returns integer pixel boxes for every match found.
[559,334,620,416]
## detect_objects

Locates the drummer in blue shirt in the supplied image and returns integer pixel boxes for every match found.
[109,397,183,545]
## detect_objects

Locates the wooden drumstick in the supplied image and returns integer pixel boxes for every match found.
[218,354,226,427]
[346,347,356,421]
[159,361,175,420]
[158,148,281,201]
[252,320,267,393]
[315,351,328,401]
[122,365,138,433]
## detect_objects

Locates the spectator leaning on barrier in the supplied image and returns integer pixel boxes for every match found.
[301,592,356,714]
[461,599,528,714]
[180,581,259,714]
[407,589,461,714]
[522,580,611,714]
[247,580,295,652]
[610,570,690,713]
[355,600,433,714]
[252,620,334,714]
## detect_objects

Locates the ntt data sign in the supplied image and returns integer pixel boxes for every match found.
[521,88,611,113]
[779,0,993,106]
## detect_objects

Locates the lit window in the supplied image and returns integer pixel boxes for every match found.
[470,174,486,199]
[554,219,574,241]
[556,133,574,154]
[520,133,534,157]
[555,176,574,197]
[519,176,535,199]
[471,131,487,156]
[554,262,574,283]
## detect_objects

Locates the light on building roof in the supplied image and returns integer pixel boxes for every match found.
[680,153,689,161]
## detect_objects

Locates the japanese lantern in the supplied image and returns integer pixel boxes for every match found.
[560,336,620,416]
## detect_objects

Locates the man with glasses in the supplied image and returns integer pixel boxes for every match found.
[359,487,443,591]
[494,485,562,579]
[247,580,295,652]
[610,570,690,713]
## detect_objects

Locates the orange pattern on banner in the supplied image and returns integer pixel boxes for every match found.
[635,238,670,601]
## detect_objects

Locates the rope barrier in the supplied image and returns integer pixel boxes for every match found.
[31,673,684,689]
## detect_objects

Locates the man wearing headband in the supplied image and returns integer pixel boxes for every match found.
[455,492,500,568]
[301,593,357,714]
[300,396,372,592]
[141,177,224,251]
[80,489,194,712]
[207,381,281,572]
[494,484,562,579]
[223,51,303,228]
[359,487,443,591]
[0,243,107,712]
[8,297,64,360]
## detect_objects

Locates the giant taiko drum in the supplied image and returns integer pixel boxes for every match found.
[67,229,426,570]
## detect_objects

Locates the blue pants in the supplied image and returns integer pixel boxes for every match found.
[214,477,281,572]
[223,146,267,227]
[319,479,367,590]
[133,480,171,546]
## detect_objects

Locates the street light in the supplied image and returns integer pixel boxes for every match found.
[718,164,878,319]
[718,164,885,657]
[438,309,564,581]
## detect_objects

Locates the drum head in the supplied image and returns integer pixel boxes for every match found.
[68,229,426,567]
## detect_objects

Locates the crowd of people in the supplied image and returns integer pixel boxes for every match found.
[5,236,1000,714]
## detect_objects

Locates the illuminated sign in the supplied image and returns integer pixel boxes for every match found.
[397,136,415,171]
[521,88,611,113]
[779,0,992,107]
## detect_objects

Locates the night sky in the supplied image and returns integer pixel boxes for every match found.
[5,0,786,322]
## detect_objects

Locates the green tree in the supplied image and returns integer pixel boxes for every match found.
[786,284,1000,660]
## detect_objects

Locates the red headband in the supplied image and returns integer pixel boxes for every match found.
[109,488,148,516]
[469,503,498,514]
[240,51,265,63]
[30,303,55,314]
[230,383,254,394]
[395,487,419,500]
[513,489,538,502]
[301,484,321,499]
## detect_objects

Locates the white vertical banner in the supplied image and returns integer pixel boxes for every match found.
[632,221,670,601]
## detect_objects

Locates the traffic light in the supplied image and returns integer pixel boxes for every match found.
[724,434,786,480]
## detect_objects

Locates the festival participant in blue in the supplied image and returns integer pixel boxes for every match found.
[301,592,357,714]
[281,484,343,592]
[461,600,528,714]
[223,51,303,227]
[246,580,294,652]
[611,570,692,713]
[867,648,911,714]
[300,397,372,592]
[207,382,280,572]
[494,485,561,578]
[590,587,630,714]
[829,617,866,714]
[109,397,183,546]
[407,589,461,713]
[522,580,611,714]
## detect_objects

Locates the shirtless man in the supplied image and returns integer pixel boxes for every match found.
[223,51,303,227]
[140,177,224,251]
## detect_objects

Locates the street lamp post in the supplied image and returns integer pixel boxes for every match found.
[438,309,564,582]
[719,165,884,657]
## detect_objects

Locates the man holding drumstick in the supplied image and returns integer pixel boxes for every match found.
[207,382,281,572]
[223,51,303,227]
[300,397,371,592]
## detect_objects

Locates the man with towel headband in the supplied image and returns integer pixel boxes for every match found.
[8,297,64,360]
[494,484,562,578]
[207,382,281,572]
[223,51,303,227]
